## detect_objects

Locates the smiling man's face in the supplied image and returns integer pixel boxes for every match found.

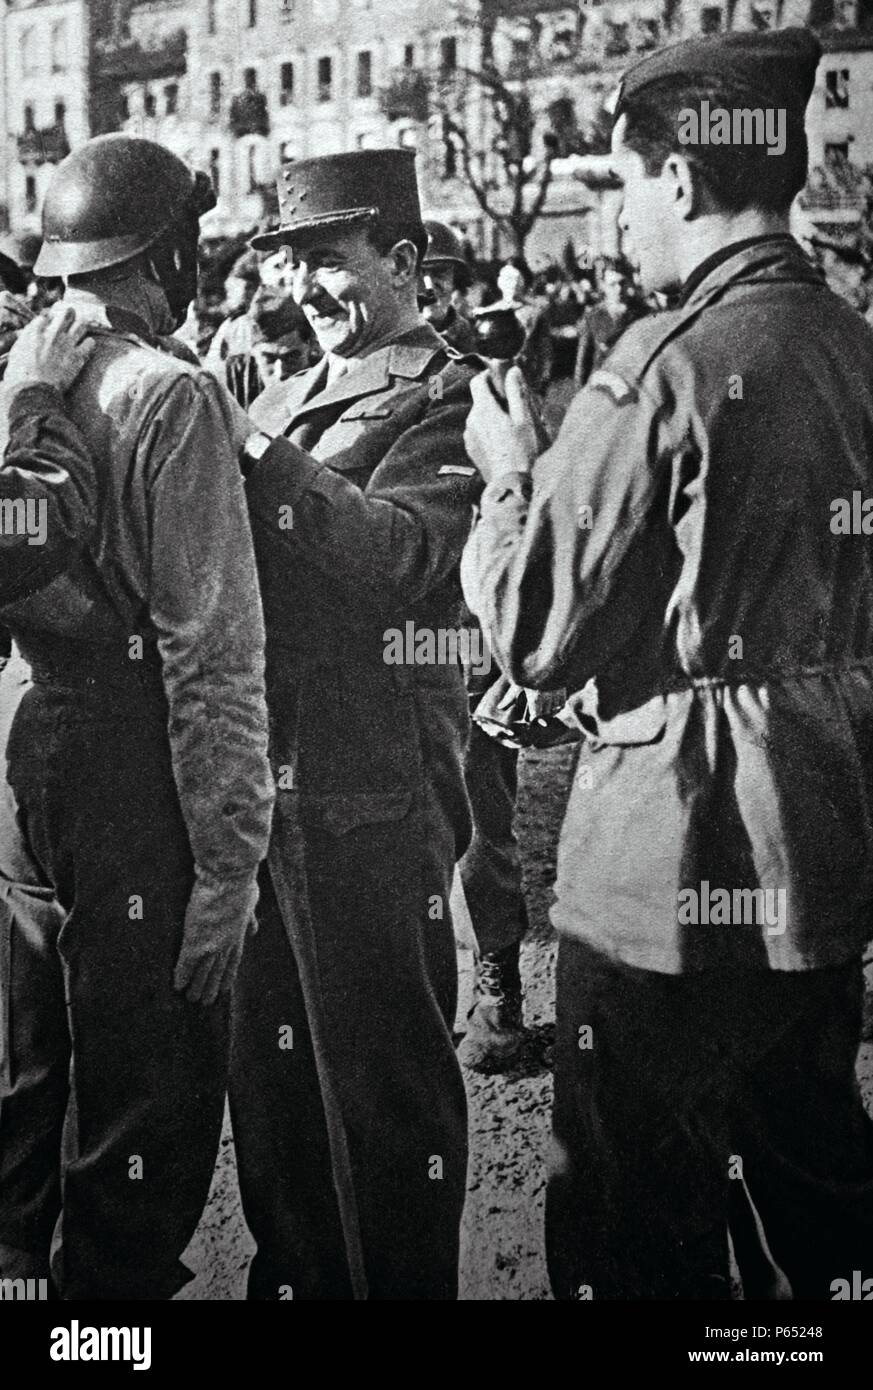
[284,225,407,357]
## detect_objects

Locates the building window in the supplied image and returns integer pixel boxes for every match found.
[511,38,531,71]
[750,4,773,30]
[280,1,295,22]
[120,93,130,121]
[209,148,221,197]
[248,145,259,191]
[20,27,37,77]
[439,36,457,74]
[23,103,35,132]
[701,6,722,31]
[209,71,222,118]
[280,62,294,105]
[356,51,372,99]
[404,44,415,68]
[834,0,859,27]
[25,175,38,215]
[144,89,157,118]
[636,17,659,49]
[54,100,66,127]
[825,69,850,109]
[317,57,333,103]
[207,0,217,35]
[825,141,850,165]
[165,83,179,116]
[51,20,69,73]
[248,0,258,28]
[605,21,630,56]
[244,67,258,92]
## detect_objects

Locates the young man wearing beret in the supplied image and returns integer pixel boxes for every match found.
[462,28,873,1299]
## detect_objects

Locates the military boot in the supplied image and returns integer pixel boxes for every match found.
[457,942,525,1072]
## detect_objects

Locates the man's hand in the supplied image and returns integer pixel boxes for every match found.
[4,304,95,392]
[464,365,544,483]
[174,872,260,1006]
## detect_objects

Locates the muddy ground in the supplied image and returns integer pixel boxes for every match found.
[181,743,873,1301]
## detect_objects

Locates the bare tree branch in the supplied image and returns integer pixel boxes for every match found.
[433,56,554,256]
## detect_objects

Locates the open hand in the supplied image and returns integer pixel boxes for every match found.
[4,304,95,392]
[174,872,260,1006]
[464,365,544,483]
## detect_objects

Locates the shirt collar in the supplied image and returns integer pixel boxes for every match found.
[678,234,797,307]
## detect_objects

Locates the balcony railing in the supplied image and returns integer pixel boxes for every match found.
[800,161,867,210]
[17,124,70,166]
[229,91,270,138]
[94,29,187,82]
[379,69,429,123]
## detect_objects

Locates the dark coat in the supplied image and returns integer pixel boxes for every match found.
[234,323,484,1296]
[246,324,483,848]
[463,236,873,975]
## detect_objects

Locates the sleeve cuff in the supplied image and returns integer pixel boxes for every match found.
[246,435,326,509]
[4,382,66,421]
[481,470,533,508]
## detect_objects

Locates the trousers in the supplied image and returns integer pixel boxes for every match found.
[546,938,873,1300]
[459,724,527,957]
[0,679,228,1298]
[229,787,468,1300]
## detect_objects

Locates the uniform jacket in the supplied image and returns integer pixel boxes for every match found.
[246,322,483,846]
[463,235,873,973]
[0,290,274,883]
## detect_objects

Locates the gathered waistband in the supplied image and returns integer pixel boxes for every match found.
[660,654,873,693]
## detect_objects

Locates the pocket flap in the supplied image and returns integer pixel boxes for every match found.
[338,403,394,421]
[561,683,667,747]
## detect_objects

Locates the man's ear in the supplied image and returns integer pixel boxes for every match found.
[387,239,419,285]
[664,152,699,221]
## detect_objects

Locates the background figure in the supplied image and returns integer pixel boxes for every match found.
[203,248,263,406]
[492,259,554,396]
[419,220,477,354]
[574,256,646,389]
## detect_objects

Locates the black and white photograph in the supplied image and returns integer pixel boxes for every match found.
[0,0,872,1362]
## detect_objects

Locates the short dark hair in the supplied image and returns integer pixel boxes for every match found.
[618,75,808,214]
[366,218,429,270]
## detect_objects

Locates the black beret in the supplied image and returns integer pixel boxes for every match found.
[614,26,821,124]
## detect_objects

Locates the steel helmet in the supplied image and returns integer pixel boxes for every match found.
[34,134,215,279]
[422,219,467,269]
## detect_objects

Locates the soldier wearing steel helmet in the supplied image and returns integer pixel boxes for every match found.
[0,134,273,1299]
[418,219,477,354]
